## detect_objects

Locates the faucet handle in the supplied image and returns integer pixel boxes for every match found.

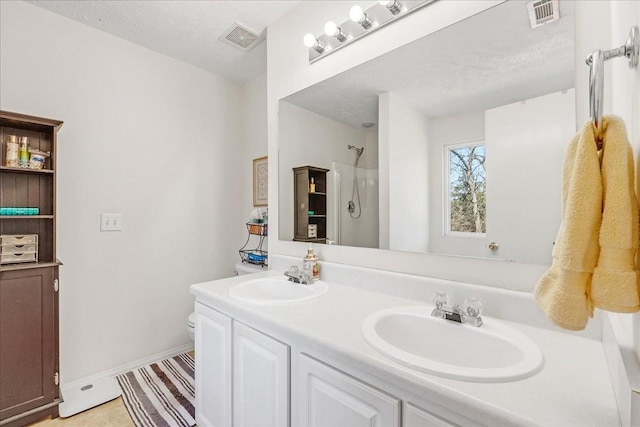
[288,265,300,275]
[434,292,449,310]
[463,297,483,318]
[300,269,312,284]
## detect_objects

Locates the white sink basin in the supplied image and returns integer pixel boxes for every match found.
[362,306,544,382]
[229,277,328,304]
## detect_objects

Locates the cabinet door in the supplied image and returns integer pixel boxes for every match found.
[233,321,289,427]
[0,266,58,421]
[298,354,400,427]
[404,403,457,427]
[194,303,232,427]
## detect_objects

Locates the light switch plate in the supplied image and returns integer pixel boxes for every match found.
[100,213,122,231]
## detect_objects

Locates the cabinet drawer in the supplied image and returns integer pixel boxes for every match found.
[0,234,38,245]
[298,354,400,427]
[0,251,38,264]
[1,244,37,254]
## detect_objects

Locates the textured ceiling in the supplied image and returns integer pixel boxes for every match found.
[284,0,575,128]
[26,0,301,83]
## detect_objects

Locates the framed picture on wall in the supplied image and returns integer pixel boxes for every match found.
[253,156,268,206]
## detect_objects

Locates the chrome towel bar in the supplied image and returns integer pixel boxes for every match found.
[586,25,639,139]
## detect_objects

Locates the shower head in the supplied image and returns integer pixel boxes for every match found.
[348,145,364,166]
[348,145,364,156]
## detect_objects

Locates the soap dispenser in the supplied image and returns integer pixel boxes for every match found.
[303,244,320,281]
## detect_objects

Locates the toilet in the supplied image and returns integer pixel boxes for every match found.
[187,262,265,341]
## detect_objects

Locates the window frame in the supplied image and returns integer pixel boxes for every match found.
[443,139,486,238]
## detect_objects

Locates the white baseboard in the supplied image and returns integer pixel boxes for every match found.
[61,343,194,392]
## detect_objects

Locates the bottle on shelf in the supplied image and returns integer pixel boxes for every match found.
[18,136,29,168]
[309,177,316,193]
[303,244,320,281]
[5,135,18,167]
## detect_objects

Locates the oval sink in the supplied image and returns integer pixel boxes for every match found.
[362,306,544,382]
[229,277,328,304]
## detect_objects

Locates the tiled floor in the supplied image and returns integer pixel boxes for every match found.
[30,350,195,426]
[29,397,134,426]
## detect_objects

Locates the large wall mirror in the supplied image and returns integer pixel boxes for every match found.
[279,0,575,265]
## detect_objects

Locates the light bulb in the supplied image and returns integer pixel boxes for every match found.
[324,21,338,37]
[303,33,325,53]
[323,20,347,42]
[379,0,402,15]
[349,5,364,23]
[303,33,317,48]
[349,5,372,29]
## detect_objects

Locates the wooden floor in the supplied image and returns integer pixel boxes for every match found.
[29,397,134,426]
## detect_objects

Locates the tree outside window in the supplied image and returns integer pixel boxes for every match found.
[447,143,486,234]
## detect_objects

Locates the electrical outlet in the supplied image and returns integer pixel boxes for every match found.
[100,213,122,231]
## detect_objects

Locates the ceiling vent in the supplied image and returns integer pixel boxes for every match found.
[526,0,560,29]
[218,22,264,52]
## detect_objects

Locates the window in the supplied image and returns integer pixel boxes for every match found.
[446,141,486,235]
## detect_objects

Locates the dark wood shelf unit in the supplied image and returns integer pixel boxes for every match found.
[293,166,329,243]
[0,261,62,273]
[0,166,55,174]
[1,215,55,219]
[0,110,62,425]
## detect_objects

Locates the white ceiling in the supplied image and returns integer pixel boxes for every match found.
[284,0,575,128]
[26,0,301,83]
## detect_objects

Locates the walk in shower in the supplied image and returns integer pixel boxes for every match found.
[331,145,379,248]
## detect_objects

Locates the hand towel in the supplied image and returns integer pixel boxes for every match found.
[534,121,602,331]
[590,116,640,312]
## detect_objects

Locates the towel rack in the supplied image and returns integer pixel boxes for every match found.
[586,25,639,139]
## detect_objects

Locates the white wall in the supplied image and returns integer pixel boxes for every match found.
[240,74,269,252]
[241,73,269,226]
[380,93,429,253]
[0,1,250,383]
[603,0,640,367]
[572,0,640,368]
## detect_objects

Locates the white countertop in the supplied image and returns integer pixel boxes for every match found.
[191,270,620,427]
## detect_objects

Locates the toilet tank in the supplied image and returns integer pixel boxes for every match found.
[234,262,265,276]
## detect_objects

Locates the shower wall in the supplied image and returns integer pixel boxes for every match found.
[330,162,379,248]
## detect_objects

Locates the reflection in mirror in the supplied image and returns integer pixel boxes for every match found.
[279,0,575,264]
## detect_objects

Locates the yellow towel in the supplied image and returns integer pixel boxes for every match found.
[534,121,602,331]
[591,116,640,312]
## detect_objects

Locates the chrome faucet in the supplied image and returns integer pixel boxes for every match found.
[284,265,312,285]
[431,292,483,327]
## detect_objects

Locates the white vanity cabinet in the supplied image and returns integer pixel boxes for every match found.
[194,302,290,427]
[233,321,289,427]
[403,403,458,427]
[195,303,232,427]
[296,354,401,427]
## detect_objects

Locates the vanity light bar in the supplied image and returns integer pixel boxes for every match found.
[305,0,436,63]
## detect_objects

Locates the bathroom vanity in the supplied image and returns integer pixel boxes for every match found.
[191,268,620,427]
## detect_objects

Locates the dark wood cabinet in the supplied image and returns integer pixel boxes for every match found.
[0,266,60,426]
[293,166,329,243]
[0,111,62,426]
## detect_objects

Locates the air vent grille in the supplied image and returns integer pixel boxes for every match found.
[219,22,263,52]
[526,0,560,29]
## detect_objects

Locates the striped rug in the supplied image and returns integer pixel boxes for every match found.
[116,353,195,427]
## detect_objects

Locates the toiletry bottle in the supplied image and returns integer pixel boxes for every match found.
[5,135,18,167]
[309,177,316,193]
[303,245,320,281]
[18,136,29,168]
